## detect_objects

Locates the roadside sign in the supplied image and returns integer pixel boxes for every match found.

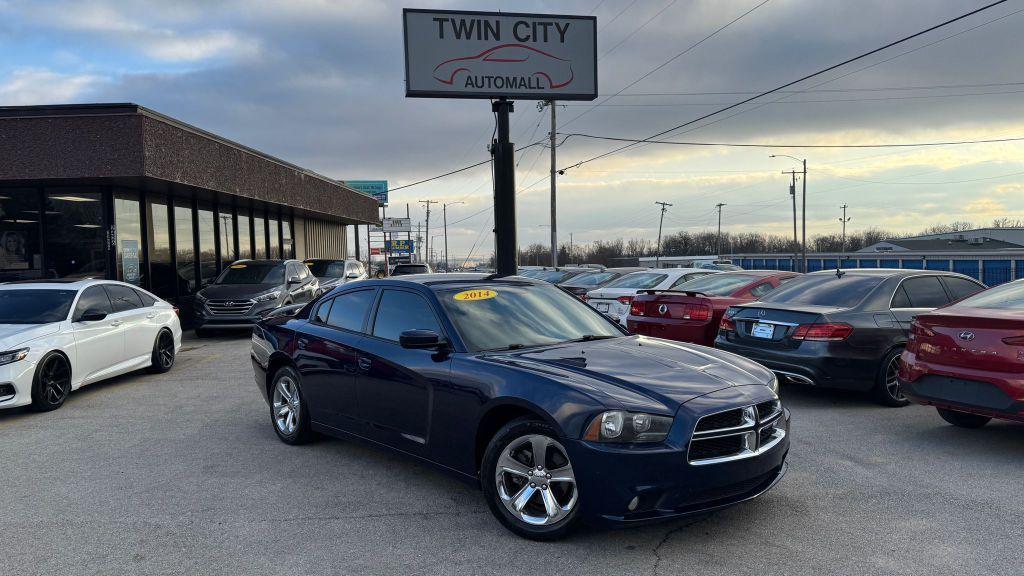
[386,239,415,254]
[403,9,597,100]
[369,217,411,233]
[370,247,383,256]
[343,180,389,205]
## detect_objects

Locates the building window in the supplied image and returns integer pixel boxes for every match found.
[197,206,216,288]
[282,217,293,259]
[253,211,267,259]
[147,196,178,300]
[174,200,196,294]
[0,188,42,281]
[44,188,105,279]
[237,207,252,260]
[268,214,280,259]
[218,206,236,266]
[114,190,144,286]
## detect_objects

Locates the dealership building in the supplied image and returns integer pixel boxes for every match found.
[0,103,379,311]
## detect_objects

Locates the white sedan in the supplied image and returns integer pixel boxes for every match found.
[585,268,717,325]
[0,279,181,412]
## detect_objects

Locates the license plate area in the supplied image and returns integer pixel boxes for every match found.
[751,323,775,339]
[596,302,610,312]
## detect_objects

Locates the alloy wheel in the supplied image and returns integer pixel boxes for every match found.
[157,332,174,368]
[885,355,905,402]
[41,356,71,405]
[272,376,301,435]
[495,434,577,526]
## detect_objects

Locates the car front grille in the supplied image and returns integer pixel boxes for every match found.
[205,299,255,316]
[688,401,786,465]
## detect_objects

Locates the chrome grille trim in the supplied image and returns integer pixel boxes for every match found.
[205,299,256,316]
[688,400,786,466]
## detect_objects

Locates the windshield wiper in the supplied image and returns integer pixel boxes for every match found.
[568,334,618,343]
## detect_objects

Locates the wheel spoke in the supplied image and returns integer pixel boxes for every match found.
[530,436,548,469]
[496,451,532,479]
[540,487,561,519]
[512,485,536,512]
[275,404,289,417]
[548,465,575,484]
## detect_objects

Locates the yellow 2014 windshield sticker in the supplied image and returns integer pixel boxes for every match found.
[454,289,497,302]
[230,264,247,269]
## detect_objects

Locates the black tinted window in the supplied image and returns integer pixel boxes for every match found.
[761,274,884,308]
[900,276,950,308]
[0,289,76,324]
[891,285,912,308]
[217,263,285,285]
[326,289,375,332]
[953,280,1024,310]
[749,282,774,298]
[105,284,144,312]
[74,286,113,319]
[314,299,333,323]
[371,290,441,342]
[943,277,984,301]
[135,289,157,306]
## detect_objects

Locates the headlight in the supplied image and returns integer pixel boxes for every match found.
[0,348,29,366]
[254,291,282,303]
[583,410,673,443]
[767,373,779,394]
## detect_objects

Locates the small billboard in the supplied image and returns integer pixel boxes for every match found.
[403,9,597,100]
[343,180,388,205]
[386,239,415,254]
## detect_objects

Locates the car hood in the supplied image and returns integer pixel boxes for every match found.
[198,284,279,300]
[0,322,62,350]
[483,335,774,413]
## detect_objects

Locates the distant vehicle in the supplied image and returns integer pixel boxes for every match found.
[901,279,1024,427]
[716,269,985,406]
[523,268,593,285]
[627,271,800,346]
[586,268,717,325]
[698,262,744,271]
[578,263,606,270]
[0,279,181,412]
[303,258,368,292]
[559,267,648,298]
[251,273,787,540]
[391,263,433,276]
[194,259,319,335]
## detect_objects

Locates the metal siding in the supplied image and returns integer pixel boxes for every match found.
[808,259,824,272]
[879,259,899,268]
[982,259,1011,285]
[858,259,878,268]
[901,259,923,269]
[952,259,980,280]
[926,259,951,271]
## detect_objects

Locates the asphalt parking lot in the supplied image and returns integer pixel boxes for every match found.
[2,335,1021,576]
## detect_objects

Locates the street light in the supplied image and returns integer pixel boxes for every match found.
[443,202,464,273]
[771,154,807,272]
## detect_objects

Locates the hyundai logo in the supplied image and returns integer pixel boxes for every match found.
[958,331,975,341]
[658,304,668,315]
[226,301,235,307]
[758,309,767,317]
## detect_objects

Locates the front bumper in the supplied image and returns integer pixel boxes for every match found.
[715,336,877,391]
[194,300,280,329]
[0,355,43,410]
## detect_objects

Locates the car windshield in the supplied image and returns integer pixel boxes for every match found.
[216,263,285,285]
[953,281,1024,309]
[534,270,579,283]
[603,272,667,289]
[437,283,621,351]
[674,273,758,296]
[760,274,884,308]
[562,271,617,287]
[0,289,76,324]
[304,261,345,278]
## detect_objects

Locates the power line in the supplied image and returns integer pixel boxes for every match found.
[558,0,1011,172]
[562,88,1024,106]
[598,0,640,32]
[556,132,1024,149]
[601,80,1024,97]
[389,140,544,192]
[599,0,679,60]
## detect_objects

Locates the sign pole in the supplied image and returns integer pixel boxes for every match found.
[492,97,517,276]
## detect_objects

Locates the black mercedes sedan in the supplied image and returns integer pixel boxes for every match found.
[715,269,985,406]
[251,274,789,540]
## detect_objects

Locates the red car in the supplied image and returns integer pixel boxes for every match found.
[626,271,800,346]
[900,279,1024,427]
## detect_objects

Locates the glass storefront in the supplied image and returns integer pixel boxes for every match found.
[197,206,216,288]
[174,201,196,294]
[237,208,252,260]
[44,188,105,280]
[0,188,42,281]
[219,206,236,267]
[253,212,267,260]
[114,190,143,286]
[147,196,178,301]
[282,219,293,259]
[268,215,280,259]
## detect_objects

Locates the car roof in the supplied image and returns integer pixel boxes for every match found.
[352,273,544,287]
[0,278,137,290]
[806,268,960,278]
[724,270,796,277]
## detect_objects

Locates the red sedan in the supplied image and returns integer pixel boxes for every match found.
[900,279,1024,427]
[626,271,800,346]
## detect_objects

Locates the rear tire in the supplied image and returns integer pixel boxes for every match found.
[194,327,206,339]
[148,329,175,373]
[873,348,909,407]
[30,352,72,412]
[937,408,990,428]
[270,366,314,445]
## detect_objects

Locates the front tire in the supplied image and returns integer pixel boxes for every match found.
[30,352,72,412]
[481,418,580,541]
[148,329,175,373]
[270,366,313,445]
[873,348,909,407]
[937,408,991,428]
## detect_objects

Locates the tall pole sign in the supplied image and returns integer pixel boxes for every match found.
[403,9,597,276]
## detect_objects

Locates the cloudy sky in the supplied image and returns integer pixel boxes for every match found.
[2,0,1023,261]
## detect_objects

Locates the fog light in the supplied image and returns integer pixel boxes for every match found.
[627,496,639,512]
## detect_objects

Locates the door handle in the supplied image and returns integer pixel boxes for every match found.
[110,320,123,327]
[146,313,157,319]
[357,357,372,371]
[297,337,309,349]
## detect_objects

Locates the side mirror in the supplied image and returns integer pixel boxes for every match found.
[399,329,443,350]
[287,275,301,285]
[78,309,108,322]
[346,272,360,279]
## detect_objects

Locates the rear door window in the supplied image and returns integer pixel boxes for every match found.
[942,277,985,301]
[104,284,144,312]
[899,276,950,308]
[326,289,375,332]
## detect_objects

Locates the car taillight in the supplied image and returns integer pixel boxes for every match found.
[617,296,633,306]
[580,295,589,302]
[910,321,935,338]
[719,317,736,331]
[680,304,711,322]
[630,301,644,316]
[173,307,179,316]
[1001,336,1024,346]
[792,323,853,341]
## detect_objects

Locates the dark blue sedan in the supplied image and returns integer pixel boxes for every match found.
[250,273,789,540]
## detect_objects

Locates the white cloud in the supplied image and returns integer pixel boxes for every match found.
[0,68,103,105]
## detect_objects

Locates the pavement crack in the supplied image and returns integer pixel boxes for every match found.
[650,516,711,576]
[275,509,488,523]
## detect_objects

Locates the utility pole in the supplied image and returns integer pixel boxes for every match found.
[839,204,851,256]
[538,100,558,268]
[569,232,574,265]
[416,222,422,263]
[784,170,799,271]
[419,199,437,269]
[715,203,726,258]
[492,98,517,276]
[654,201,672,269]
[772,155,807,272]
[442,202,463,273]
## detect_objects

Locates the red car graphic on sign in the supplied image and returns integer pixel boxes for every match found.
[432,44,575,89]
